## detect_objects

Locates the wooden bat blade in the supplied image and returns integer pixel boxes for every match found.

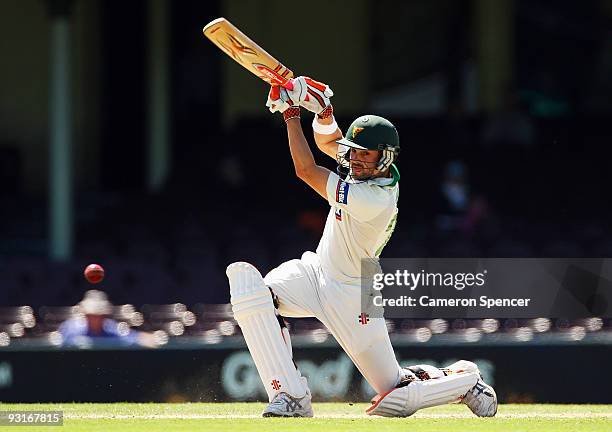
[203,17,294,87]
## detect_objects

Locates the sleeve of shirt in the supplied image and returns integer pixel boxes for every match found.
[326,172,391,222]
[59,318,94,346]
[58,319,79,345]
[58,319,73,337]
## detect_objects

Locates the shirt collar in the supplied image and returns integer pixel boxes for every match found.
[371,164,400,187]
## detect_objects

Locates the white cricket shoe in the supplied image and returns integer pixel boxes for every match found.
[262,391,314,417]
[462,378,498,417]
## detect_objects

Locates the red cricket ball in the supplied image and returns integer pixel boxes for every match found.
[84,263,105,284]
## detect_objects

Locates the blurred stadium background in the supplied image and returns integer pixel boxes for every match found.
[1,0,611,404]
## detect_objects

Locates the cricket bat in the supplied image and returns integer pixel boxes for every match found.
[203,17,294,88]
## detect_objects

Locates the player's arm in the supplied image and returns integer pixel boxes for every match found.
[285,114,331,199]
[313,113,342,159]
[280,76,340,159]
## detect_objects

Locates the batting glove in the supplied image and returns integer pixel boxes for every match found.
[266,85,301,122]
[284,76,334,116]
[266,85,293,113]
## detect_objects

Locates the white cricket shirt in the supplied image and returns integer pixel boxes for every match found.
[315,165,399,284]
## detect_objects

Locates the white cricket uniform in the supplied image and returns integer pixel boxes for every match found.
[264,166,402,394]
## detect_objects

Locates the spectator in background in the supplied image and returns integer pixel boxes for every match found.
[481,89,534,149]
[59,290,158,348]
[436,161,470,232]
[436,161,492,237]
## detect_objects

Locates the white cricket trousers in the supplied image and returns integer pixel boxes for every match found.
[264,251,402,394]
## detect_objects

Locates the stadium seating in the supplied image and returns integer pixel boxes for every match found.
[0,302,609,348]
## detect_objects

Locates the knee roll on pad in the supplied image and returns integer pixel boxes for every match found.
[226,262,273,319]
[446,360,479,375]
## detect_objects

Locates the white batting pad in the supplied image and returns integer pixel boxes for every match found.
[445,360,480,374]
[367,371,479,417]
[227,262,307,401]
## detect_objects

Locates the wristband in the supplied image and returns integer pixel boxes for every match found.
[283,107,301,122]
[312,116,338,135]
[317,105,334,119]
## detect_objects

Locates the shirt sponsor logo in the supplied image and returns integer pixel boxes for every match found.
[335,208,342,221]
[336,180,349,204]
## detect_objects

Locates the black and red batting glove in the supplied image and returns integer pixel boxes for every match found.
[283,106,301,122]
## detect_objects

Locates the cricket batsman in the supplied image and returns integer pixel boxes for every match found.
[225,77,497,418]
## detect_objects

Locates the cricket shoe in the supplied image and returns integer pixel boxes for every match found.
[462,378,498,417]
[262,391,314,417]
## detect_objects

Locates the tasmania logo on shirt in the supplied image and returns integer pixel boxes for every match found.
[335,180,349,204]
[335,208,342,221]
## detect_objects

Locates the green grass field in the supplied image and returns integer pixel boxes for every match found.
[2,403,611,432]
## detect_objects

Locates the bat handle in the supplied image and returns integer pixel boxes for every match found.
[281,79,294,91]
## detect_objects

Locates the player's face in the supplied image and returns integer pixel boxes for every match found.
[349,148,381,179]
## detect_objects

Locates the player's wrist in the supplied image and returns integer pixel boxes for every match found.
[283,106,301,123]
[317,105,333,120]
[312,115,338,135]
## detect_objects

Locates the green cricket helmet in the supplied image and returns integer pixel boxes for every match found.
[336,115,400,177]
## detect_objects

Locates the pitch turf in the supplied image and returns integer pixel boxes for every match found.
[3,403,611,432]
